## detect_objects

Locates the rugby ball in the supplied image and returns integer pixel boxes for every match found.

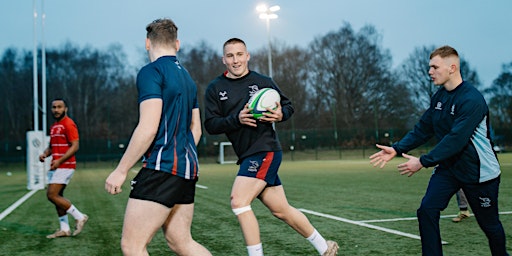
[247,88,281,119]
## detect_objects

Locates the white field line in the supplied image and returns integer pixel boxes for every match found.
[299,208,449,245]
[359,211,512,223]
[0,189,40,221]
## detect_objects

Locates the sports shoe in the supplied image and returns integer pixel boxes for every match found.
[452,210,470,222]
[46,229,71,238]
[322,240,339,256]
[73,214,89,236]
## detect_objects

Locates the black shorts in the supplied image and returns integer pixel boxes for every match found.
[129,168,197,208]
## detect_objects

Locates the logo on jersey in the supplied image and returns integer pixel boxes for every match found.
[450,105,455,115]
[479,197,491,208]
[249,85,259,97]
[435,102,442,110]
[248,160,259,172]
[174,60,182,69]
[219,91,228,101]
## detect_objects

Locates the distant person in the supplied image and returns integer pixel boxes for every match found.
[39,98,88,238]
[370,45,508,255]
[204,38,338,256]
[104,18,211,255]
[452,189,471,222]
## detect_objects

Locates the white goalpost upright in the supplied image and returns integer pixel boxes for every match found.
[26,131,49,190]
[27,0,48,190]
[218,142,236,164]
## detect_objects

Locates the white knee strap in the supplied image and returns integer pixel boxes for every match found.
[232,205,252,215]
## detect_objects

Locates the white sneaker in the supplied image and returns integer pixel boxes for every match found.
[322,240,339,256]
[46,229,71,238]
[73,214,89,236]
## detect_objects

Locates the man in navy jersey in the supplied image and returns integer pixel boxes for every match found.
[204,38,338,256]
[105,18,211,256]
[370,45,508,256]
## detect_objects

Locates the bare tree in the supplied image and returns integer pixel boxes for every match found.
[485,62,512,128]
[0,48,34,142]
[178,40,224,116]
[308,22,403,139]
[250,41,314,130]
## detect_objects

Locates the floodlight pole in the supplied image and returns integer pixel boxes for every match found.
[42,0,47,137]
[265,18,272,78]
[257,4,280,78]
[32,0,39,131]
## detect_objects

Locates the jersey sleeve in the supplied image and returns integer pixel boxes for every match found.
[271,82,294,122]
[137,65,163,103]
[203,83,242,135]
[65,119,79,142]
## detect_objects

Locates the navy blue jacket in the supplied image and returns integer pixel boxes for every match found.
[392,82,500,184]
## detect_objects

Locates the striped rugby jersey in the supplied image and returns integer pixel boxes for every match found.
[49,116,79,169]
[136,56,199,180]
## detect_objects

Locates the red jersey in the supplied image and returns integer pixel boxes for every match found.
[49,116,79,169]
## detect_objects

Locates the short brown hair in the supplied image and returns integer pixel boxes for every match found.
[146,18,178,47]
[430,45,459,59]
[223,38,246,50]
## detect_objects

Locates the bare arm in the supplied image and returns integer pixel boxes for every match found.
[105,98,162,194]
[190,108,202,146]
[39,146,52,162]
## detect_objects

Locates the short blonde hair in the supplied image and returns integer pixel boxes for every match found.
[146,18,178,47]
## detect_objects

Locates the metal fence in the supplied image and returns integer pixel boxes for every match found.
[1,128,509,164]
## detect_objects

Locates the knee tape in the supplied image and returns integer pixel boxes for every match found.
[232,205,252,215]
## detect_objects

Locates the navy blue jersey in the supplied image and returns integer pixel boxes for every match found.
[392,82,500,184]
[137,56,199,179]
[204,71,294,163]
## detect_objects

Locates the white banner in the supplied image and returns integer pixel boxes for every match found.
[26,131,49,190]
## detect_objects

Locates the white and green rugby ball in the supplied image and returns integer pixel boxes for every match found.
[247,88,281,119]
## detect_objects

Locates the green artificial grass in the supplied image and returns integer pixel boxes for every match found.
[1,154,511,255]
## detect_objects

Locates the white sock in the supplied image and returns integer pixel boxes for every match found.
[59,215,70,231]
[66,205,85,220]
[247,243,264,256]
[307,229,328,255]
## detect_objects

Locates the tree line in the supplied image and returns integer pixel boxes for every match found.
[1,23,511,156]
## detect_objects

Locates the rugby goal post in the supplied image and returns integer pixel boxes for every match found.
[26,131,50,190]
[218,142,236,164]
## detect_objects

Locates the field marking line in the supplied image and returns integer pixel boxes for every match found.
[359,211,512,223]
[299,208,449,245]
[0,189,40,221]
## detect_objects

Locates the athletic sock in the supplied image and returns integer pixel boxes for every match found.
[59,215,70,231]
[66,204,85,220]
[307,229,328,255]
[247,243,263,256]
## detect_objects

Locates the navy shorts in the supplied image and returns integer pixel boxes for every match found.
[238,151,282,186]
[129,168,196,208]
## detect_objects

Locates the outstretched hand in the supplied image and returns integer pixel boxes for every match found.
[397,153,423,177]
[369,144,397,168]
